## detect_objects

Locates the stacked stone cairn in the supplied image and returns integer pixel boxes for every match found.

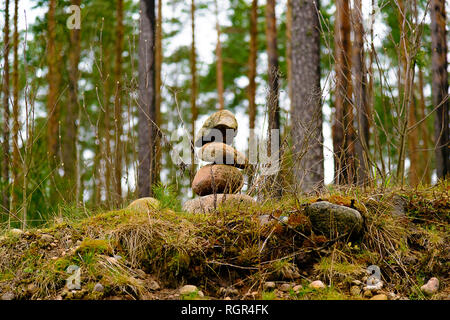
[183,110,256,213]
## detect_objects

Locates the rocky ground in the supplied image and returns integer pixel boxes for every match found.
[0,183,448,300]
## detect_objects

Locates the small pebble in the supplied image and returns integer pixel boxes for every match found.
[264,282,276,290]
[148,279,160,291]
[1,293,15,300]
[10,229,23,236]
[179,285,198,295]
[309,280,325,289]
[279,283,292,292]
[370,294,388,300]
[292,285,303,293]
[421,277,439,296]
[41,234,54,243]
[93,283,104,293]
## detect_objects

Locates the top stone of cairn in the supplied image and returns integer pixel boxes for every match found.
[194,110,238,147]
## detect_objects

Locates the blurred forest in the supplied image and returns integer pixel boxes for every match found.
[0,0,448,228]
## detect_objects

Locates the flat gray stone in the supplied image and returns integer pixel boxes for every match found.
[198,142,248,168]
[183,194,256,214]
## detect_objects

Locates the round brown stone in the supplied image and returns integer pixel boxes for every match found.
[192,164,243,196]
[198,142,248,169]
[182,193,255,213]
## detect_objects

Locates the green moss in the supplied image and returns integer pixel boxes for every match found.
[180,290,203,300]
[75,238,112,255]
[262,291,277,300]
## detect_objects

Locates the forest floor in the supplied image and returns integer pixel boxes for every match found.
[0,182,449,300]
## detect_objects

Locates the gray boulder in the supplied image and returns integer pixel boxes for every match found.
[306,201,363,239]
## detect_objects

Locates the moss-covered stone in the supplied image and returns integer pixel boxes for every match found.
[306,201,363,239]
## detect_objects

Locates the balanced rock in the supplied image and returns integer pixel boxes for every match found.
[127,197,160,212]
[183,194,255,214]
[198,142,248,169]
[306,201,363,239]
[194,110,238,147]
[192,164,243,196]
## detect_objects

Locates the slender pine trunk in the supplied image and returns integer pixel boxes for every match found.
[333,0,355,185]
[2,0,11,214]
[214,0,224,111]
[352,0,370,185]
[63,0,81,202]
[265,0,281,197]
[430,0,449,179]
[11,0,19,218]
[190,0,198,184]
[138,0,156,197]
[114,0,124,205]
[154,0,163,185]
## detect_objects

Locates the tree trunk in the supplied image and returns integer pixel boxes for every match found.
[2,0,10,213]
[417,67,431,184]
[286,0,292,103]
[63,0,81,202]
[214,0,224,110]
[333,0,355,185]
[265,0,280,133]
[154,0,163,185]
[248,0,257,131]
[47,0,60,166]
[290,0,324,192]
[247,0,258,189]
[352,0,370,185]
[265,0,281,196]
[11,0,19,215]
[397,0,419,186]
[138,0,156,197]
[430,0,449,179]
[114,0,124,204]
[190,0,198,184]
[103,52,112,205]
